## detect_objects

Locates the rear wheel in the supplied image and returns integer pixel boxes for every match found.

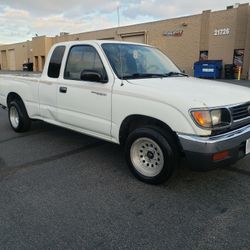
[8,100,31,132]
[125,126,179,184]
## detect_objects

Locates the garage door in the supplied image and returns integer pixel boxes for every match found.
[8,49,16,70]
[99,37,115,40]
[122,34,145,44]
[1,51,7,70]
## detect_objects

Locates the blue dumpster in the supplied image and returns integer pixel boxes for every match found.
[194,60,222,79]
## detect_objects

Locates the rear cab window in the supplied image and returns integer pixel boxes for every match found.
[48,46,66,78]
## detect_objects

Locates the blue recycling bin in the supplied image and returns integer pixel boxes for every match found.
[194,60,222,79]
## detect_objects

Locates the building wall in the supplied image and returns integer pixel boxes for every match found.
[0,4,249,78]
[243,5,250,80]
[53,15,201,75]
[0,41,31,70]
[145,15,201,75]
[32,36,53,71]
[207,8,236,66]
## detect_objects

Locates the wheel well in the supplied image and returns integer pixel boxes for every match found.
[7,92,24,108]
[119,115,182,153]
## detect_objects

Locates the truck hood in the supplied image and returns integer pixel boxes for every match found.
[127,77,250,108]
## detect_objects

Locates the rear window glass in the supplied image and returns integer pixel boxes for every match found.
[48,46,66,78]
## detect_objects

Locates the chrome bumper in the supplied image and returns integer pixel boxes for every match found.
[177,124,250,169]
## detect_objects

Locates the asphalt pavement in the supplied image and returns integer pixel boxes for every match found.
[0,80,250,249]
[215,79,250,88]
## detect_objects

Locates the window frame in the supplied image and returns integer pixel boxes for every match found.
[101,43,181,79]
[63,44,108,83]
[47,45,66,79]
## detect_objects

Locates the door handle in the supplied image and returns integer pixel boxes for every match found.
[91,91,107,96]
[59,86,67,93]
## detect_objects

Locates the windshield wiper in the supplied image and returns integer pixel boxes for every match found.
[123,72,188,79]
[165,71,189,77]
[123,73,169,79]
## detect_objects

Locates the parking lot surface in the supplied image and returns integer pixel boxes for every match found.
[0,80,250,249]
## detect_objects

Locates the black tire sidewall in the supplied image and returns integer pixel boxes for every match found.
[8,100,30,132]
[125,127,178,184]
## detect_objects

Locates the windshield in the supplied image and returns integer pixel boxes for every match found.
[101,43,182,79]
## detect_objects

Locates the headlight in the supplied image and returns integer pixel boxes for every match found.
[191,108,232,129]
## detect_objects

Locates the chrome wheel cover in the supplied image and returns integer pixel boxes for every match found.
[130,137,164,177]
[9,106,19,129]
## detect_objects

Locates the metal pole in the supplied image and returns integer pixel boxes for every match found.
[117,6,120,27]
[237,66,241,80]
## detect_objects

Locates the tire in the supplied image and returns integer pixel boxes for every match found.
[125,126,179,184]
[8,100,31,132]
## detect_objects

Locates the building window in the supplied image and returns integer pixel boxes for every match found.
[48,46,66,78]
[199,51,208,61]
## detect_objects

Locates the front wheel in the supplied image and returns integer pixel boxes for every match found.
[8,100,31,132]
[125,127,179,184]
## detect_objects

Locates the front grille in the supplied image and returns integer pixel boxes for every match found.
[230,102,250,121]
[212,102,250,136]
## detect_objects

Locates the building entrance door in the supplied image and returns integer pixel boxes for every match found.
[8,49,16,70]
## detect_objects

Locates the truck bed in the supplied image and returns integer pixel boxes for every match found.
[0,71,41,78]
[0,71,41,110]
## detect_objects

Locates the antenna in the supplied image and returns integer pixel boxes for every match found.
[117,4,124,86]
[117,5,120,27]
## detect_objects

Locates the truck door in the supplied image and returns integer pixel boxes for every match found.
[39,45,65,120]
[57,44,113,138]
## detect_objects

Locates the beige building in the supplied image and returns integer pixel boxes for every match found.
[1,3,250,79]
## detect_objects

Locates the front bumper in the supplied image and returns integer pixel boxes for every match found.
[178,124,250,170]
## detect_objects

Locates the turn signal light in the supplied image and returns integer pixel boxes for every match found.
[212,151,230,161]
[192,111,211,128]
[191,108,231,130]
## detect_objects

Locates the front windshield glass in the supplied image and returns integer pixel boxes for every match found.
[102,43,181,79]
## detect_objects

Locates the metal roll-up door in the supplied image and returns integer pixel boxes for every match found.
[1,50,7,70]
[122,34,145,44]
[8,49,16,70]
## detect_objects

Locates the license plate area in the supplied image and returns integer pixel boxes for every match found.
[246,139,250,155]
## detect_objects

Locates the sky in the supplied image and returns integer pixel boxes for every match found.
[0,0,249,44]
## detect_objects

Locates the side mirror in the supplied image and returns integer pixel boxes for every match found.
[182,69,186,74]
[80,70,107,83]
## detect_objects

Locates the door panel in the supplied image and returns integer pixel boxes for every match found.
[57,45,113,137]
[39,45,66,120]
[57,80,112,136]
[39,81,58,120]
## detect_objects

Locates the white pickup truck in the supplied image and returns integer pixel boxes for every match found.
[0,40,250,184]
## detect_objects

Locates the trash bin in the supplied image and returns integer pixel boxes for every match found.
[224,64,235,79]
[23,63,33,71]
[194,60,222,79]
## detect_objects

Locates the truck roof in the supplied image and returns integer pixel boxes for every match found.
[53,40,152,47]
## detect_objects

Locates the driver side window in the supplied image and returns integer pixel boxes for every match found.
[64,45,107,82]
